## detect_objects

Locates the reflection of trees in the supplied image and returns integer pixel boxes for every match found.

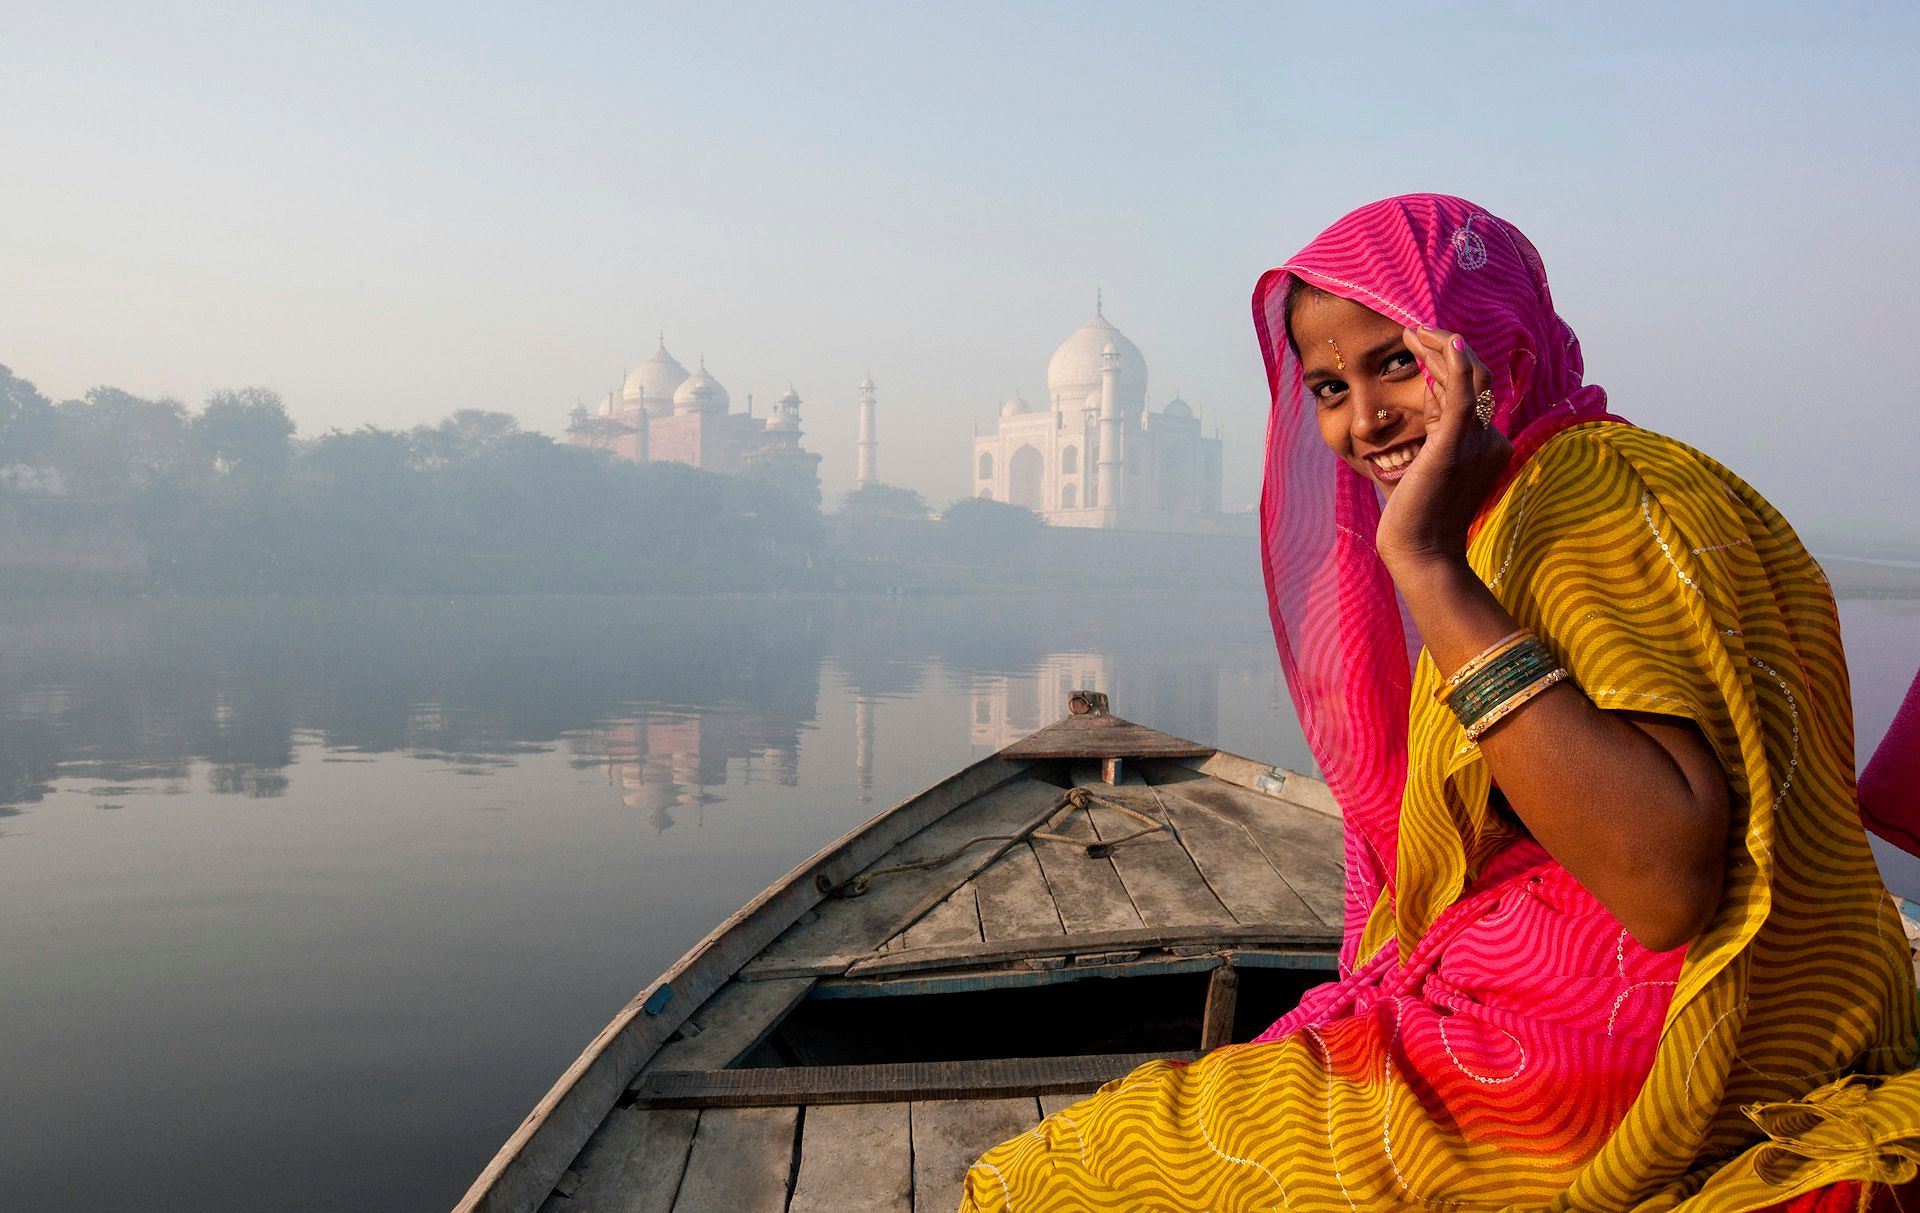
[0,597,827,815]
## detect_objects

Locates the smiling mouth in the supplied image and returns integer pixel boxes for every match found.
[1366,439,1424,480]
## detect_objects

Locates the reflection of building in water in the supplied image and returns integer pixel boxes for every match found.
[579,706,802,832]
[970,653,1112,750]
[971,297,1234,534]
[853,693,877,806]
[565,337,826,507]
[969,652,1221,751]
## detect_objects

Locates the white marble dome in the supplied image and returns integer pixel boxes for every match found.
[1046,304,1147,412]
[766,387,802,431]
[672,360,729,412]
[623,339,689,405]
[1164,396,1193,419]
[1000,392,1031,417]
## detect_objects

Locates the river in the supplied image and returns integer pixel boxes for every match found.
[1,590,1914,1211]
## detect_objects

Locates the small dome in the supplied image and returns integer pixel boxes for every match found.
[859,373,876,392]
[1000,393,1031,417]
[672,360,729,412]
[624,338,689,404]
[569,401,588,417]
[766,386,802,431]
[1082,389,1102,413]
[1164,396,1193,419]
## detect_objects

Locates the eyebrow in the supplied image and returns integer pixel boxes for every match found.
[1300,335,1409,382]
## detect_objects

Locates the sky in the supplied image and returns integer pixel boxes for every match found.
[3,1,1918,539]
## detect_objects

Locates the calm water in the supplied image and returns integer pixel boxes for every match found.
[1,591,1915,1212]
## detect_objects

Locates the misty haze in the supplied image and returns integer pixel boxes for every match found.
[4,4,1920,1212]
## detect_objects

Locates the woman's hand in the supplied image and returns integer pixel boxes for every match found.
[1375,326,1513,574]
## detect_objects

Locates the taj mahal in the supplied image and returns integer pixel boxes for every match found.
[972,298,1233,534]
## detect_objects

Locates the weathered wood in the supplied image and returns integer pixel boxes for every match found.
[642,978,814,1076]
[1178,752,1342,819]
[456,753,1026,1213]
[1027,802,1145,936]
[788,1102,913,1213]
[999,713,1213,761]
[901,885,983,949]
[558,1107,698,1213]
[812,952,1223,1000]
[755,776,1067,968]
[1200,964,1241,1051]
[1143,766,1347,928]
[822,922,1337,980]
[971,842,1065,941]
[669,1107,800,1213]
[1036,1092,1084,1118]
[1152,784,1320,927]
[1074,769,1235,930]
[634,1052,1198,1109]
[910,1098,1042,1213]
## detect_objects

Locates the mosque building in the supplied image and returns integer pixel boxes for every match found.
[567,337,824,506]
[971,299,1232,534]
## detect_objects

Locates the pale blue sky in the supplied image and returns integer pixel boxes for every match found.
[4,1,1917,534]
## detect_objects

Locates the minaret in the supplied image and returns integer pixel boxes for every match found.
[1097,340,1124,517]
[855,373,878,488]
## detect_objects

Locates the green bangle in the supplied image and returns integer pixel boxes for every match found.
[1445,638,1556,728]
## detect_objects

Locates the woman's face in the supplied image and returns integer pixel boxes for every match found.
[1289,291,1429,496]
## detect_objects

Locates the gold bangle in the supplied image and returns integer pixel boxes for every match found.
[1434,629,1532,702]
[1464,668,1571,742]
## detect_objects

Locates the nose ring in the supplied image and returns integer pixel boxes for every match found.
[1375,409,1390,422]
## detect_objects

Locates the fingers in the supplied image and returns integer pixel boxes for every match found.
[1401,325,1490,428]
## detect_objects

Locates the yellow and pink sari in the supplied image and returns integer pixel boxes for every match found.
[962,196,1920,1211]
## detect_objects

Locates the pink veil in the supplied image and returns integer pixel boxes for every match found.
[1252,195,1614,968]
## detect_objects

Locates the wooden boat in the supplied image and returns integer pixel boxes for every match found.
[456,692,1347,1213]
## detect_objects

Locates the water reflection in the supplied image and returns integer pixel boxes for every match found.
[1,591,1912,1213]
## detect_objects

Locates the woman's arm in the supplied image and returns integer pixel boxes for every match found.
[1381,327,1730,952]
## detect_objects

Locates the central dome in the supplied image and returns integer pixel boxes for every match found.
[623,338,689,406]
[1046,304,1146,413]
[672,360,729,413]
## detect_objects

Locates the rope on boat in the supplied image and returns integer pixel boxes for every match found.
[820,786,1170,898]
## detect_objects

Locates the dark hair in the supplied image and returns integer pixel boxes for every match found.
[1282,279,1333,356]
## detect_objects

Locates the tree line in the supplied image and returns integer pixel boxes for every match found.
[0,364,1048,594]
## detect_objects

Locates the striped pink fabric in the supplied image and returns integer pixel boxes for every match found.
[1251,195,1616,968]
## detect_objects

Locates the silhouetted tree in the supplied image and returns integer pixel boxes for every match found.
[837,483,930,520]
[196,388,295,479]
[0,364,58,470]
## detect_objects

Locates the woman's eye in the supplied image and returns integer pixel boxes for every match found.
[1383,352,1417,375]
[1313,380,1345,403]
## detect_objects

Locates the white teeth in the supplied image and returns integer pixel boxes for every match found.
[1370,441,1422,472]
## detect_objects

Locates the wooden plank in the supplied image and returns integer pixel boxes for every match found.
[457,753,1026,1213]
[669,1107,799,1213]
[998,713,1213,760]
[901,886,982,949]
[1150,778,1320,927]
[1027,801,1144,935]
[1073,769,1235,930]
[1200,965,1240,1051]
[971,842,1066,941]
[1036,1092,1083,1118]
[812,953,1222,1000]
[788,1102,913,1213]
[560,1106,699,1213]
[911,1098,1041,1213]
[817,922,1337,980]
[1176,752,1342,819]
[1143,766,1347,928]
[643,978,814,1075]
[755,776,1069,968]
[634,1052,1198,1109]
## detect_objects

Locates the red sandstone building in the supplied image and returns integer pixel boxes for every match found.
[567,338,824,506]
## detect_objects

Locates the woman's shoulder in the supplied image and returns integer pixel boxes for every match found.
[1523,421,1763,512]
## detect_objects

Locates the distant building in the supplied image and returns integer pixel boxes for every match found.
[567,337,824,506]
[972,299,1231,534]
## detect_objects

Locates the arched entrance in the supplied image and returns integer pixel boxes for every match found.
[1009,445,1044,510]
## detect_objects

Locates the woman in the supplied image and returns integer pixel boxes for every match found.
[961,195,1920,1211]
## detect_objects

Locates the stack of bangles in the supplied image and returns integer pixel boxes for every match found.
[1437,629,1573,742]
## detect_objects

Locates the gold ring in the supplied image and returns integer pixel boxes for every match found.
[1474,389,1495,427]
[1376,409,1390,422]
